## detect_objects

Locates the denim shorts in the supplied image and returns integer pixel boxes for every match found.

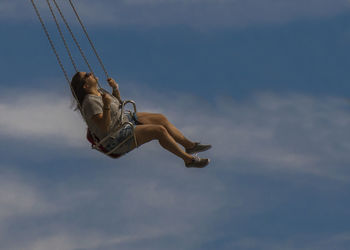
[103,112,140,156]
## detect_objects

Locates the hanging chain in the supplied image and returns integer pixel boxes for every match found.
[30,0,84,114]
[51,0,95,77]
[32,0,110,88]
[30,0,113,109]
[68,0,110,80]
[30,0,70,84]
[46,0,78,72]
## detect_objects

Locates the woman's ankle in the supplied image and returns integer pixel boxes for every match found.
[185,142,196,150]
[184,156,194,165]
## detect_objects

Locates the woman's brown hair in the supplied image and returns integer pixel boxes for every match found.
[70,72,87,108]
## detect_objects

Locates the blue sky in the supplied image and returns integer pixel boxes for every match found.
[1,0,350,249]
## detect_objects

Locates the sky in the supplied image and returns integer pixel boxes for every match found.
[1,0,350,249]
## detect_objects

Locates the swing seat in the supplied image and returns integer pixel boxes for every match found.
[86,100,137,159]
[86,129,122,159]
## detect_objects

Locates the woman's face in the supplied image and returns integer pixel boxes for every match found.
[79,72,98,89]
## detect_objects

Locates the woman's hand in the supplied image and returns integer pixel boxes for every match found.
[102,92,112,108]
[107,78,119,90]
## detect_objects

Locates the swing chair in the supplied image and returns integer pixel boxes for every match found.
[30,0,137,158]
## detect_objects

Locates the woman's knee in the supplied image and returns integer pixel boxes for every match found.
[156,113,169,125]
[153,125,168,138]
[134,125,167,145]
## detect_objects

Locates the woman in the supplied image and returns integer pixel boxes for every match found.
[71,72,211,168]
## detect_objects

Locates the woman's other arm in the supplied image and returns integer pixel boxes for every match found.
[108,78,122,103]
[92,93,112,134]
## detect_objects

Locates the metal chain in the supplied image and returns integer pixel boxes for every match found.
[68,0,110,80]
[30,0,84,116]
[46,0,78,72]
[51,0,95,77]
[30,0,70,84]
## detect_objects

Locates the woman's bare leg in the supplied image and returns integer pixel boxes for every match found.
[136,112,195,150]
[134,124,193,164]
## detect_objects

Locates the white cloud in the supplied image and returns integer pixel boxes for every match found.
[1,86,350,181]
[228,231,350,250]
[126,87,350,181]
[1,85,350,249]
[0,172,54,221]
[1,0,350,29]
[0,161,230,250]
[0,91,86,147]
[24,230,167,250]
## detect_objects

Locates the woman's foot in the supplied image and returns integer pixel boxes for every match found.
[186,142,212,154]
[185,156,210,168]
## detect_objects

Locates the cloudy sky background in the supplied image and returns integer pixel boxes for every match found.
[1,0,350,249]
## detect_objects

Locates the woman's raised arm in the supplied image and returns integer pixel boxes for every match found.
[108,78,122,103]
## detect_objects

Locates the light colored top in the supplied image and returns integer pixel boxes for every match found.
[82,92,126,140]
